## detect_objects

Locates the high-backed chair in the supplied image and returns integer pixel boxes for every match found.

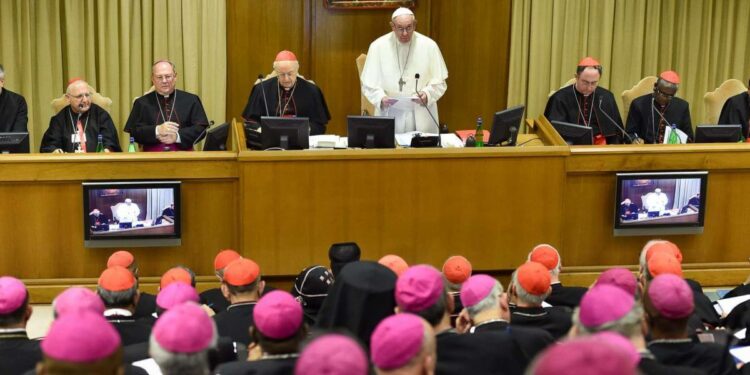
[134,86,156,104]
[548,78,576,98]
[704,79,747,124]
[621,76,657,118]
[356,53,376,116]
[51,85,112,114]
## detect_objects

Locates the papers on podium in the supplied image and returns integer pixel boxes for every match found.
[309,135,347,149]
[389,95,420,111]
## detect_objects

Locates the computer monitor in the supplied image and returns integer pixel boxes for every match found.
[551,121,593,145]
[488,105,525,146]
[695,124,742,143]
[203,122,230,151]
[260,117,310,150]
[0,132,30,154]
[82,181,181,247]
[613,171,707,236]
[347,116,396,149]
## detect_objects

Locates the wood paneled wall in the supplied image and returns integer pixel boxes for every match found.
[226,0,512,135]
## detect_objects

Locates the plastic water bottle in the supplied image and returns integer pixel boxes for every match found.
[95,134,104,152]
[667,124,680,144]
[474,117,484,148]
[128,137,137,152]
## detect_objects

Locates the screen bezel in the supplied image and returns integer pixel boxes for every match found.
[347,115,396,149]
[82,180,181,247]
[613,171,708,236]
[260,116,310,150]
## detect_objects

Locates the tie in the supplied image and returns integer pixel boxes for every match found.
[77,120,87,153]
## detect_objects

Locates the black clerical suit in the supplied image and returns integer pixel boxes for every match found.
[213,302,257,346]
[545,85,625,144]
[0,329,41,375]
[545,283,588,308]
[104,310,153,346]
[200,288,230,314]
[0,88,28,133]
[242,77,331,135]
[509,305,572,340]
[214,356,297,375]
[648,339,739,375]
[124,90,209,150]
[132,292,157,320]
[469,320,554,367]
[626,94,694,144]
[718,91,750,139]
[40,104,121,153]
[638,352,706,375]
[436,329,526,375]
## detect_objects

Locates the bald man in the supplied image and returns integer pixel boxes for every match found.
[242,50,330,135]
[40,79,121,153]
[125,60,210,151]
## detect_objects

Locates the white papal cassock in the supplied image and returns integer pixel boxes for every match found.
[360,31,448,134]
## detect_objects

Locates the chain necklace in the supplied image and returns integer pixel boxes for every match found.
[396,38,412,92]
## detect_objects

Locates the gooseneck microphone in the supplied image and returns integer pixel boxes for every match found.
[598,98,633,144]
[414,73,442,147]
[651,98,682,144]
[258,74,270,117]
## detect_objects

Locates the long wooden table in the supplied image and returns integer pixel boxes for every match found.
[4,119,750,301]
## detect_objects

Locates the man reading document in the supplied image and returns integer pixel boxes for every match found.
[360,7,448,134]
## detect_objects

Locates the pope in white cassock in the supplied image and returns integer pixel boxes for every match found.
[360,7,449,134]
[117,198,141,224]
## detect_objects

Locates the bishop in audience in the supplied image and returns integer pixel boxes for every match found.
[626,71,693,144]
[242,50,330,135]
[107,250,157,320]
[370,313,436,375]
[360,7,449,134]
[200,249,242,314]
[97,266,153,346]
[40,78,121,153]
[544,57,625,144]
[149,302,217,375]
[294,333,369,375]
[124,60,209,151]
[290,265,333,326]
[508,261,572,339]
[0,277,41,375]
[213,257,264,345]
[528,244,587,308]
[328,242,361,277]
[0,64,28,133]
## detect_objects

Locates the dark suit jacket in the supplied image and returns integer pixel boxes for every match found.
[0,330,41,375]
[545,283,588,308]
[214,302,257,346]
[626,94,693,144]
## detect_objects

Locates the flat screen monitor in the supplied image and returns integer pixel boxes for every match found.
[0,132,30,154]
[203,122,230,151]
[551,121,593,145]
[347,116,395,149]
[695,124,742,143]
[83,181,181,247]
[260,116,310,150]
[613,171,707,236]
[488,105,525,146]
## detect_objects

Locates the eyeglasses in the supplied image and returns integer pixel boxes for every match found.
[655,87,675,99]
[69,93,91,100]
[276,71,296,79]
[394,25,414,34]
[154,75,175,82]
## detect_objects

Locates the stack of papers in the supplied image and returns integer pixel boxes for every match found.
[713,294,750,317]
[309,135,347,149]
[394,131,464,148]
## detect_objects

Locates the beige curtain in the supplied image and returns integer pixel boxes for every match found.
[0,0,226,151]
[509,0,750,128]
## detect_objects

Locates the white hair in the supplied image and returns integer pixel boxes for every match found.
[465,281,503,319]
[148,322,218,375]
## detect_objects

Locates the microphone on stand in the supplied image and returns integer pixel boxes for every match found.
[258,74,270,117]
[598,98,634,144]
[414,73,442,148]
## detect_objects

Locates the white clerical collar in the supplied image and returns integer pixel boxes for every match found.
[104,308,133,317]
[0,328,26,334]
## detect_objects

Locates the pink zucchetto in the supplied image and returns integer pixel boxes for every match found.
[295,334,368,375]
[532,334,638,375]
[595,268,637,296]
[153,302,214,353]
[53,287,105,316]
[578,285,635,328]
[371,313,425,370]
[42,311,121,363]
[460,274,497,308]
[396,265,444,312]
[0,276,27,314]
[253,290,304,340]
[156,282,199,310]
[647,274,694,319]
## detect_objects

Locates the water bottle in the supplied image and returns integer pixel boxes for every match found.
[127,137,137,152]
[474,117,484,148]
[667,124,680,144]
[95,134,105,152]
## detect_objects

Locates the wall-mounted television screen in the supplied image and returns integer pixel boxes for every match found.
[614,171,707,236]
[83,181,181,247]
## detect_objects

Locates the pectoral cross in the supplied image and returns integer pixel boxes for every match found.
[398,77,406,92]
